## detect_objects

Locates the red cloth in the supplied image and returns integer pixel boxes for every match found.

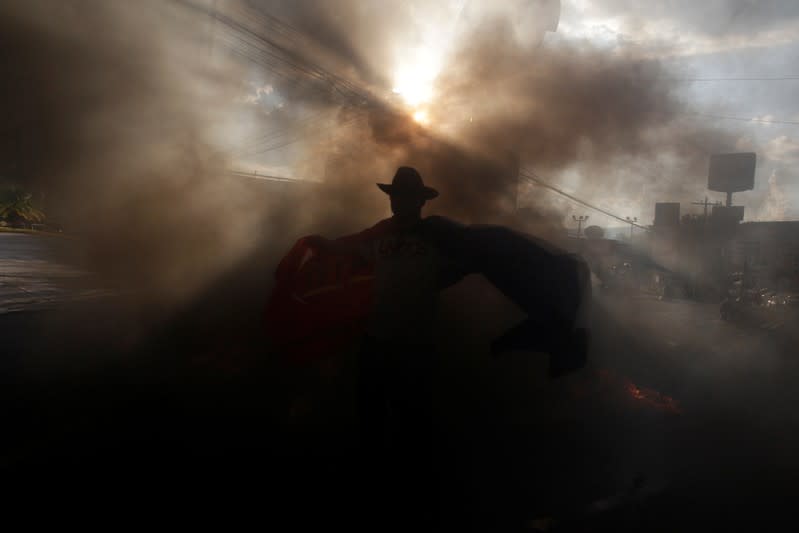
[265,235,377,364]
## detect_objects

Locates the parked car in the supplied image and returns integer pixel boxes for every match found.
[720,284,799,330]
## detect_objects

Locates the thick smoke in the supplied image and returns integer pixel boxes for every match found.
[0,0,742,316]
[576,0,799,38]
[259,0,739,234]
[761,169,789,220]
[0,0,274,314]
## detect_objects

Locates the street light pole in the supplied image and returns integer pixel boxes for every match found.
[573,215,589,236]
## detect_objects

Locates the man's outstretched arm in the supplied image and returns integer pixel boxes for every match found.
[304,235,348,254]
[305,218,393,257]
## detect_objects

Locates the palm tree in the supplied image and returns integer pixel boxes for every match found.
[0,186,46,228]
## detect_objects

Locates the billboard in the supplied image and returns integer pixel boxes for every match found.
[654,202,680,227]
[708,153,756,193]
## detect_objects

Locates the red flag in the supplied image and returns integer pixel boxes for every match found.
[265,236,375,364]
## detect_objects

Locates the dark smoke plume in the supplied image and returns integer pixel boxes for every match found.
[0,0,741,316]
[262,0,738,233]
[0,0,274,314]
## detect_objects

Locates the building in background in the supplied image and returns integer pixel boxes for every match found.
[728,222,799,292]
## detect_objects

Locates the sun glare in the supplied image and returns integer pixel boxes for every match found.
[412,109,429,125]
[393,81,433,108]
[392,50,440,108]
[393,53,442,128]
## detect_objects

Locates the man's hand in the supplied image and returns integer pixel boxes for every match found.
[490,319,589,378]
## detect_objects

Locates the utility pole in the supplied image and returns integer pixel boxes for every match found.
[572,215,589,236]
[691,196,722,222]
[626,216,638,241]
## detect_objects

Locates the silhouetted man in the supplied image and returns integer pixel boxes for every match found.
[308,166,453,527]
[305,165,591,529]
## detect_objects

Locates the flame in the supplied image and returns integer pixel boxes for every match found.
[624,381,681,414]
[577,369,682,415]
[626,382,646,401]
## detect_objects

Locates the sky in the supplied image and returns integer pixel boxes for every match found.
[3,0,797,304]
[1,0,796,309]
[557,0,799,222]
[232,0,799,227]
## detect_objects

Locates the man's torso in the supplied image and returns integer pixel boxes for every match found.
[357,219,446,343]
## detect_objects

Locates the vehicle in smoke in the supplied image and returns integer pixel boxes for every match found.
[600,261,637,294]
[720,273,799,330]
[652,270,692,300]
[595,258,689,301]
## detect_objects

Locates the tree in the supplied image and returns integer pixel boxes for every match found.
[0,186,45,227]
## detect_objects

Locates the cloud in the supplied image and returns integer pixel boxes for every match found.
[241,83,275,104]
[0,0,766,313]
[765,135,799,162]
[569,0,799,39]
[561,1,799,59]
[211,0,743,232]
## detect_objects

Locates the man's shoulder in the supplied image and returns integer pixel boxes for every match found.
[371,217,395,231]
[359,216,467,244]
[362,218,395,239]
[332,218,395,248]
[420,215,465,230]
[418,215,468,243]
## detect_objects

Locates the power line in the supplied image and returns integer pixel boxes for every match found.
[173,0,382,162]
[671,76,799,82]
[176,0,375,108]
[237,111,368,157]
[228,169,316,183]
[519,169,649,230]
[693,112,799,126]
[195,0,385,158]
[232,108,340,155]
[230,164,648,231]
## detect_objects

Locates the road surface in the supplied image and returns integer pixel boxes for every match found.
[0,233,104,313]
[2,265,797,530]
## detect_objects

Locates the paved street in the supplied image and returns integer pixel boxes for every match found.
[596,292,799,420]
[1,265,797,530]
[0,233,105,313]
[427,279,799,528]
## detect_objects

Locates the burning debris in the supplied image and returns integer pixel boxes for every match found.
[622,379,682,415]
[572,369,682,415]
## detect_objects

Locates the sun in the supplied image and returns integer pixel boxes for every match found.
[393,83,433,109]
[392,45,441,105]
[391,45,445,127]
[392,71,435,109]
[412,109,429,125]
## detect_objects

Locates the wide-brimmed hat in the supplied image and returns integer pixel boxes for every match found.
[377,167,438,200]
